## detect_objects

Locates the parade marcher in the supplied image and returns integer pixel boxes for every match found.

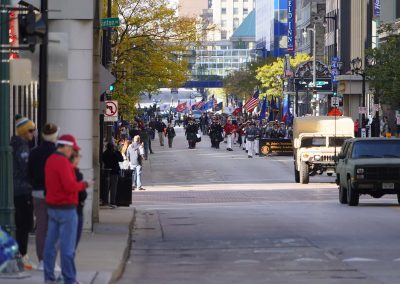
[165,123,176,148]
[254,121,261,156]
[270,122,285,139]
[200,113,209,135]
[11,115,36,270]
[44,134,90,284]
[244,121,250,152]
[28,123,59,271]
[102,142,124,207]
[209,117,224,149]
[156,118,166,146]
[224,117,236,151]
[127,136,145,190]
[245,122,257,158]
[185,118,199,149]
[70,150,87,248]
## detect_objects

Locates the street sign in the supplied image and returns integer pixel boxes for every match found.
[101,17,120,28]
[331,97,340,107]
[358,107,367,114]
[294,78,332,91]
[331,57,340,83]
[104,100,118,122]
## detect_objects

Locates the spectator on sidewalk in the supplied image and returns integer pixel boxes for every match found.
[10,114,36,270]
[43,134,90,284]
[165,123,176,148]
[28,123,59,271]
[102,142,123,207]
[127,136,145,191]
[140,125,151,159]
[156,118,166,146]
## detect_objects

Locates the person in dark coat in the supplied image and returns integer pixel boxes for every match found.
[102,142,124,207]
[10,115,36,269]
[165,123,176,148]
[185,118,199,149]
[209,117,223,149]
[156,119,167,146]
[28,123,58,270]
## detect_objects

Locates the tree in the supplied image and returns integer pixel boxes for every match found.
[108,0,200,120]
[366,24,400,108]
[256,53,311,98]
[223,57,275,100]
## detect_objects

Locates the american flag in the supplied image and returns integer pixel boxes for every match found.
[176,102,187,112]
[243,89,260,112]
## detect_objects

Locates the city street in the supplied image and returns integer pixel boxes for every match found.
[117,127,400,284]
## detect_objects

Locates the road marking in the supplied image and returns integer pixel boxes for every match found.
[295,258,324,262]
[234,259,260,264]
[343,257,378,262]
[393,258,400,262]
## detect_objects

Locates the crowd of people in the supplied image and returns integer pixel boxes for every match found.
[8,115,92,284]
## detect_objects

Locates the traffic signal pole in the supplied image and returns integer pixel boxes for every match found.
[0,0,15,235]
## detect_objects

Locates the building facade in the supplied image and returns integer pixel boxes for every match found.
[178,0,209,17]
[255,0,289,57]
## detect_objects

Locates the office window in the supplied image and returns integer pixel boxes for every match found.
[233,8,239,15]
[233,18,239,29]
[243,8,248,15]
[221,30,227,39]
[221,20,227,28]
[221,8,226,14]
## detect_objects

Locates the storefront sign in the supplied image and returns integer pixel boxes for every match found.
[259,139,293,156]
[287,0,296,51]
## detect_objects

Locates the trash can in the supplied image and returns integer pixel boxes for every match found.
[100,168,111,205]
[116,169,133,207]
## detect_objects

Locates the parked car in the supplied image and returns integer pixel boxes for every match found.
[335,138,400,206]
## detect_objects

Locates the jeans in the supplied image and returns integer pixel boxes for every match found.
[44,208,78,284]
[131,165,142,189]
[76,213,83,249]
[168,137,174,148]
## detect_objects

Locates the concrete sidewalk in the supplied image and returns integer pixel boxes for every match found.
[4,206,135,284]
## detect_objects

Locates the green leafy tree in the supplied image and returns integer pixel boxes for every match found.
[107,0,200,120]
[366,25,400,108]
[256,53,311,98]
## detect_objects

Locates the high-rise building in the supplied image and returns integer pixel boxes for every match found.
[178,0,209,17]
[255,0,289,57]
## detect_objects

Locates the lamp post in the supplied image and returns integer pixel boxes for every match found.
[0,0,15,235]
[303,24,317,115]
[351,56,374,137]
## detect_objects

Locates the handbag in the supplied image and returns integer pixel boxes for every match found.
[196,133,201,142]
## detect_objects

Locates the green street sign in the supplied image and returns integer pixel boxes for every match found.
[101,17,120,28]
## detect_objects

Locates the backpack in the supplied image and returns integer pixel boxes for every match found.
[128,145,142,166]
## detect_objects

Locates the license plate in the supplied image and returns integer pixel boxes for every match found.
[382,183,395,189]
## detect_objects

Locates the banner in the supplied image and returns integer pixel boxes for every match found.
[259,139,293,156]
[287,0,296,51]
[373,0,380,18]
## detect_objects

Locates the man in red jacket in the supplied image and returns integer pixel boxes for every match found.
[43,134,90,284]
[223,117,236,151]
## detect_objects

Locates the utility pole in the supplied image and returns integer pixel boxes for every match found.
[37,0,48,142]
[0,0,15,235]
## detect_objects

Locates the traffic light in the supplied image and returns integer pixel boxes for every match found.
[109,84,115,92]
[18,7,46,52]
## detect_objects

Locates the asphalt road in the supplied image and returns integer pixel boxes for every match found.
[117,126,400,284]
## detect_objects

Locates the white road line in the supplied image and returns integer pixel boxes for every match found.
[343,257,378,262]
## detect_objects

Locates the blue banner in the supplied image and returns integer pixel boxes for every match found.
[373,0,380,18]
[287,0,295,51]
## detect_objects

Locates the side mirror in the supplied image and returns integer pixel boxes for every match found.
[294,138,300,148]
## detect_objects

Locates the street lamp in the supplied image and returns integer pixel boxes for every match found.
[303,24,317,115]
[351,56,375,137]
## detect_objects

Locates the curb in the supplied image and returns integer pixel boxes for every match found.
[91,208,136,284]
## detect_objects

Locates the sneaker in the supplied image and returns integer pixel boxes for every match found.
[22,254,35,270]
[138,187,146,191]
[37,260,44,271]
[132,186,136,191]
[109,204,117,209]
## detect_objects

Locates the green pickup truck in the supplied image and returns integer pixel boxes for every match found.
[335,138,400,206]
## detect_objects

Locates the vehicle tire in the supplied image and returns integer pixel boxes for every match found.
[347,178,359,206]
[300,162,309,184]
[327,173,333,177]
[339,185,347,204]
[294,167,300,183]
